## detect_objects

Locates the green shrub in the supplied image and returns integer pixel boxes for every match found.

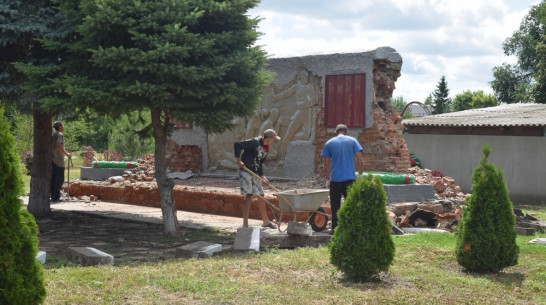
[328,175,395,282]
[455,145,519,273]
[0,108,46,304]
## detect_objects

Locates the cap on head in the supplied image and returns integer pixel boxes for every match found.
[335,124,348,134]
[263,129,281,140]
[53,121,63,130]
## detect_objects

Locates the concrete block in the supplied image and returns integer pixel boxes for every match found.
[384,184,435,203]
[36,251,46,264]
[176,241,222,258]
[287,221,312,237]
[514,227,535,236]
[283,141,315,178]
[233,227,260,252]
[401,228,449,234]
[80,167,137,181]
[67,247,114,266]
[528,238,546,244]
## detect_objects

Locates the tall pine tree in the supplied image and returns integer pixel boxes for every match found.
[22,0,271,236]
[432,75,451,114]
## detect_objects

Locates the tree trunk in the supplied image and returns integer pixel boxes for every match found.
[27,110,52,218]
[151,108,180,236]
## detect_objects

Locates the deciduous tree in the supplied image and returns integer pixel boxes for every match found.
[491,1,546,103]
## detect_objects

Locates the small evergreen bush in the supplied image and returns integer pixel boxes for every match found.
[455,145,519,273]
[0,108,46,304]
[328,175,395,282]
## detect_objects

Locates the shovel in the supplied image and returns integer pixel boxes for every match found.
[241,166,281,192]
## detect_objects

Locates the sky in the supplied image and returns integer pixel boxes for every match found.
[249,0,539,102]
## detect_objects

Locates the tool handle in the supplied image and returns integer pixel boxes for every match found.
[242,166,281,192]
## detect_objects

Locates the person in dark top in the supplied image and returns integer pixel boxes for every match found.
[51,121,71,202]
[234,129,281,228]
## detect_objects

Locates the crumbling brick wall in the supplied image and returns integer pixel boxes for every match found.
[165,139,202,173]
[315,58,411,175]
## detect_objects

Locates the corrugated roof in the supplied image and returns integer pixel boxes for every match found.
[402,103,546,127]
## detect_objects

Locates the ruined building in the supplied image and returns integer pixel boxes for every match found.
[167,47,411,177]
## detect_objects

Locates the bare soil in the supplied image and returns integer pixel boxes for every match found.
[36,210,235,267]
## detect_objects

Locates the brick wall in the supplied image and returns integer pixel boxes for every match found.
[66,182,326,222]
[315,58,411,175]
[165,140,202,173]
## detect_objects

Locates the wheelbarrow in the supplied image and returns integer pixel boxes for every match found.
[259,189,331,232]
[241,166,330,232]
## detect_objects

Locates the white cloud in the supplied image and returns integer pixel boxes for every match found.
[250,0,537,101]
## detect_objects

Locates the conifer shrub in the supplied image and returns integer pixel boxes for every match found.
[455,145,519,273]
[328,175,395,282]
[0,108,46,304]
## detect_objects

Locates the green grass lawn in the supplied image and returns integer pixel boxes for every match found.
[42,231,546,304]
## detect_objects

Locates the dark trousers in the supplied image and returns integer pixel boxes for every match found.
[330,179,355,230]
[51,162,64,201]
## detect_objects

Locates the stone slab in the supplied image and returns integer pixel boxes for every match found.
[514,227,535,236]
[401,227,449,234]
[260,233,331,249]
[287,221,312,237]
[283,141,315,178]
[67,247,114,266]
[383,184,435,203]
[233,227,261,252]
[36,251,46,264]
[528,238,546,244]
[80,167,138,181]
[176,241,222,258]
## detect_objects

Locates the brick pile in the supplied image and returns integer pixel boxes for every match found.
[408,166,470,201]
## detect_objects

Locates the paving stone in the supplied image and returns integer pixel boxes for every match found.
[176,241,222,258]
[67,247,114,266]
[527,238,546,244]
[514,227,535,236]
[233,227,260,252]
[287,221,312,236]
[36,251,46,264]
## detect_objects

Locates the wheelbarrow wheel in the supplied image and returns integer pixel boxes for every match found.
[309,207,328,232]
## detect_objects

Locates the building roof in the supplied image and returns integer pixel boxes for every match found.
[402,103,546,128]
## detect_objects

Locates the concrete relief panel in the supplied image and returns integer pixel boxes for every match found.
[206,68,320,177]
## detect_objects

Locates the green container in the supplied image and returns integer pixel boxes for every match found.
[356,171,415,184]
[92,161,139,169]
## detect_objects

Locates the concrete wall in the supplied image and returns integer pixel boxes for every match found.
[403,134,546,205]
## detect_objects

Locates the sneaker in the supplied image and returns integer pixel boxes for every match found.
[262,222,277,229]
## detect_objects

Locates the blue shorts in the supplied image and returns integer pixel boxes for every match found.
[239,170,264,196]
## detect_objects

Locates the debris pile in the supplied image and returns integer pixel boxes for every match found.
[408,167,470,201]
[388,200,463,232]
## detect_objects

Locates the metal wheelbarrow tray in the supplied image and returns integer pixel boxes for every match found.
[269,189,330,232]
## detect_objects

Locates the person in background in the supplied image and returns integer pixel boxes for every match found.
[51,121,71,203]
[234,129,281,229]
[321,124,364,234]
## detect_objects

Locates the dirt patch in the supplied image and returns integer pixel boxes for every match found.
[36,211,235,266]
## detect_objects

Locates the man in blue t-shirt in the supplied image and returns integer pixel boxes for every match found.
[321,124,364,234]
